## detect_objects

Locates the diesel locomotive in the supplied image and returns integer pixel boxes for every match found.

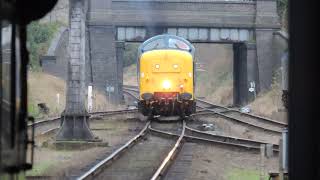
[137,34,196,117]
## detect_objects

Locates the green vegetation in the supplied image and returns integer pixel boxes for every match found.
[0,173,25,180]
[27,21,62,70]
[226,168,268,180]
[277,0,288,30]
[26,150,73,176]
[28,99,40,118]
[26,161,54,176]
[123,43,139,67]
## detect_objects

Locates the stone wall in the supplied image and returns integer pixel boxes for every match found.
[255,0,281,91]
[40,0,69,24]
[41,28,69,80]
[87,25,123,104]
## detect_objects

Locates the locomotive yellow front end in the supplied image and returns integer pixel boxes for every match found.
[137,35,196,117]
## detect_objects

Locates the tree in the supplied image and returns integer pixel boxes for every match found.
[277,0,288,31]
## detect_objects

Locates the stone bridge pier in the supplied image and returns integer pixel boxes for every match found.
[56,0,95,141]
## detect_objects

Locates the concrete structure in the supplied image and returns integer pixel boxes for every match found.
[56,0,95,141]
[44,0,287,106]
[41,27,68,80]
[86,0,281,105]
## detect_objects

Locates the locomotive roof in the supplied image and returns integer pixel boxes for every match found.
[138,34,195,55]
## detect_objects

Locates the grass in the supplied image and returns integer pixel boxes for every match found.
[26,161,55,176]
[248,68,285,119]
[27,70,123,118]
[28,71,66,119]
[27,21,64,70]
[28,99,40,118]
[123,64,138,86]
[26,150,74,176]
[0,173,25,180]
[226,168,269,180]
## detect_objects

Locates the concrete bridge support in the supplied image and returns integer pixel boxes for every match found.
[255,0,281,91]
[87,25,123,104]
[233,43,258,106]
[116,41,125,104]
[56,0,95,141]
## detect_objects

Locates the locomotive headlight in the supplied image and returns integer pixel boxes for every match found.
[162,80,171,89]
[188,72,192,77]
[155,64,160,69]
[173,64,179,69]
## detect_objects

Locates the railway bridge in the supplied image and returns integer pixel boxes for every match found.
[48,0,287,140]
[43,0,287,106]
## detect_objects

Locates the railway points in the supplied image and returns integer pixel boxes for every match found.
[25,88,284,179]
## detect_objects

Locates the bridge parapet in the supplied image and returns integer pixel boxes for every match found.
[89,0,258,27]
[116,26,255,43]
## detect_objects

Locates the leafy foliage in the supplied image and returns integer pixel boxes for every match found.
[27,21,61,70]
[123,43,139,67]
[277,0,288,30]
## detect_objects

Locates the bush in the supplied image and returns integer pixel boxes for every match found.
[123,43,139,67]
[277,0,288,30]
[27,21,61,70]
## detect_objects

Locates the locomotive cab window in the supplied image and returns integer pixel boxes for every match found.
[139,35,194,55]
[168,38,190,51]
[141,38,166,52]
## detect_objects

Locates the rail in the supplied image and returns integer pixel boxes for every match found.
[185,125,279,151]
[77,121,150,180]
[149,124,277,151]
[123,85,287,133]
[150,120,186,180]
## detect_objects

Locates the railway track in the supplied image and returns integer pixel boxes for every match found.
[196,98,287,132]
[77,120,185,180]
[29,87,284,179]
[29,113,281,180]
[122,85,287,134]
[77,121,151,180]
[149,121,278,152]
[28,109,138,137]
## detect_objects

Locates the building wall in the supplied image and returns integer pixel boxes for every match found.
[87,25,123,104]
[41,29,69,80]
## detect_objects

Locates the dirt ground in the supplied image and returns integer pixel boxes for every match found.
[188,115,281,145]
[28,71,126,119]
[123,64,138,86]
[26,116,145,178]
[248,87,288,123]
[28,71,66,117]
[95,135,175,180]
[186,143,278,180]
[193,43,234,106]
[27,115,280,179]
